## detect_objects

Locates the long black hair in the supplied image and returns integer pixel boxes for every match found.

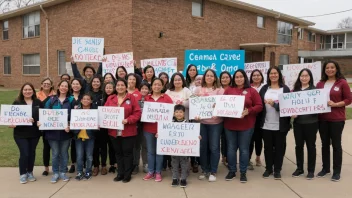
[103,72,116,84]
[250,69,264,84]
[150,78,164,94]
[127,73,141,90]
[267,66,285,87]
[89,75,103,92]
[220,71,232,88]
[293,68,315,91]
[56,80,72,97]
[115,66,128,80]
[143,65,156,82]
[321,60,345,82]
[169,72,187,91]
[102,81,116,105]
[232,69,251,89]
[201,69,220,89]
[17,82,37,102]
[186,64,198,86]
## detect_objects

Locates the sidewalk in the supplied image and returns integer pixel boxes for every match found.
[2,121,352,198]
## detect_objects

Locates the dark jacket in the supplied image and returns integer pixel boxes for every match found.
[71,104,97,139]
[89,90,103,108]
[71,63,94,92]
[293,85,319,124]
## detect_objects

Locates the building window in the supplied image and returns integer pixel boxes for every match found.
[192,0,203,17]
[23,11,40,38]
[58,51,66,75]
[3,21,8,40]
[347,33,352,49]
[279,54,289,65]
[320,36,325,49]
[332,34,344,49]
[308,31,316,42]
[23,54,40,75]
[257,16,264,28]
[298,28,303,40]
[325,35,331,49]
[277,21,293,44]
[4,56,11,75]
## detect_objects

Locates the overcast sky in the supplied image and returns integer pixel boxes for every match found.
[239,0,352,30]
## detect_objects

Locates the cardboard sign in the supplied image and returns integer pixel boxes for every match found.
[189,96,216,119]
[39,109,68,130]
[279,89,331,117]
[245,61,270,83]
[98,107,124,130]
[102,52,134,76]
[141,58,177,78]
[141,102,174,123]
[70,109,98,130]
[283,61,321,89]
[0,105,32,126]
[213,95,245,118]
[72,37,104,62]
[183,50,245,76]
[157,122,200,156]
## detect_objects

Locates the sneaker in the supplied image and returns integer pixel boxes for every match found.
[198,172,210,180]
[132,166,139,175]
[92,167,99,176]
[51,174,60,183]
[225,172,236,181]
[248,161,254,170]
[263,170,273,179]
[306,172,314,180]
[143,164,148,173]
[27,172,36,182]
[123,176,131,183]
[331,173,341,182]
[274,172,282,180]
[101,166,108,175]
[155,173,162,182]
[42,170,49,176]
[171,178,179,187]
[240,173,247,183]
[180,179,187,188]
[256,158,262,166]
[209,174,217,182]
[75,172,84,181]
[60,173,70,182]
[292,169,304,178]
[69,165,75,173]
[317,169,331,178]
[83,173,92,181]
[143,173,155,181]
[20,174,27,184]
[109,166,116,173]
[113,175,124,182]
[192,163,199,173]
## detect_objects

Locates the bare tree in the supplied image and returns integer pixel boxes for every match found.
[0,0,44,14]
[337,17,352,29]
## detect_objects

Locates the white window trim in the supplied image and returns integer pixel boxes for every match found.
[257,16,265,28]
[277,21,293,44]
[58,50,66,76]
[298,28,303,40]
[192,0,203,17]
[23,11,40,39]
[22,54,40,75]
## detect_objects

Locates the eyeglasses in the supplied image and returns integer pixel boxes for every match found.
[43,83,51,85]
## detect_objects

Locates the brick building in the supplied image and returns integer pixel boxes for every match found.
[0,0,349,88]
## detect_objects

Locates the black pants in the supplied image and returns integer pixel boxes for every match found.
[14,137,40,175]
[108,136,116,166]
[163,155,172,169]
[220,128,227,158]
[70,139,76,164]
[319,121,345,174]
[293,122,318,173]
[93,129,108,167]
[42,135,51,167]
[110,136,136,178]
[249,125,263,159]
[262,129,287,173]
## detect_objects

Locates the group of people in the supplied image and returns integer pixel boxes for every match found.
[10,59,351,188]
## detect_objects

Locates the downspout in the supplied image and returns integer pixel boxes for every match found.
[40,5,49,77]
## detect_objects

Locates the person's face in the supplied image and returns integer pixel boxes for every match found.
[41,80,52,91]
[195,76,202,86]
[128,75,136,88]
[300,70,311,86]
[160,75,168,84]
[205,71,215,86]
[221,74,231,87]
[61,75,70,81]
[145,68,154,80]
[59,82,69,94]
[117,68,127,79]
[174,110,185,121]
[173,75,183,89]
[269,69,279,83]
[252,71,263,84]
[104,74,113,83]
[152,80,163,94]
[234,72,245,87]
[71,80,82,92]
[22,85,34,98]
[81,95,92,107]
[92,78,101,90]
[116,81,127,94]
[188,66,197,79]
[325,63,337,78]
[105,84,114,95]
[140,86,149,96]
[85,68,94,79]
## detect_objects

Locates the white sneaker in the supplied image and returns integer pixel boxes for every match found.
[198,172,209,180]
[209,174,217,182]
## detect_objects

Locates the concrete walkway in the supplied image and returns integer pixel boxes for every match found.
[2,121,352,198]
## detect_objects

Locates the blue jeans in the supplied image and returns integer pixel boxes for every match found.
[75,138,94,174]
[14,137,40,175]
[225,128,254,173]
[48,139,71,174]
[144,131,163,174]
[199,123,223,173]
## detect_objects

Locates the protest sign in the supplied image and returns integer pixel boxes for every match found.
[98,107,124,130]
[183,50,245,76]
[245,61,270,83]
[189,96,216,119]
[157,122,200,156]
[141,58,177,77]
[70,109,98,130]
[72,37,104,62]
[212,95,245,118]
[283,61,321,89]
[0,105,32,126]
[102,52,134,76]
[39,109,68,130]
[141,102,174,123]
[279,89,331,117]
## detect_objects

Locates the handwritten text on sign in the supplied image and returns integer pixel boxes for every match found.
[245,61,270,83]
[279,89,331,117]
[141,58,177,78]
[283,62,321,89]
[0,105,32,126]
[141,102,174,123]
[102,53,134,76]
[70,109,98,130]
[213,95,245,118]
[98,107,124,130]
[72,37,104,63]
[157,122,200,156]
[39,109,68,130]
[189,96,216,119]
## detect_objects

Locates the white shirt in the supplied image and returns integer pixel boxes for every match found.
[165,87,192,121]
[262,87,283,131]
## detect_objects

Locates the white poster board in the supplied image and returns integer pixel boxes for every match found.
[141,102,174,123]
[283,61,321,89]
[213,95,245,118]
[39,109,68,130]
[72,37,104,62]
[189,96,216,120]
[245,61,270,83]
[70,109,98,130]
[0,105,32,126]
[141,57,177,77]
[102,52,134,76]
[98,107,124,130]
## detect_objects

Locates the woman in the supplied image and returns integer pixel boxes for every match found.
[42,80,75,183]
[259,66,291,180]
[103,73,116,84]
[186,64,198,91]
[71,57,96,92]
[143,65,156,84]
[115,66,128,80]
[11,83,42,184]
[194,69,224,182]
[316,60,352,182]
[159,72,170,93]
[248,69,265,170]
[60,74,71,82]
[291,69,318,180]
[223,69,263,183]
[105,78,142,183]
[142,78,173,182]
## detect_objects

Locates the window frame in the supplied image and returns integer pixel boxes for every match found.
[277,21,293,44]
[22,11,40,39]
[192,0,203,17]
[3,56,11,75]
[22,54,40,75]
[308,31,316,42]
[58,50,66,76]
[2,20,8,40]
[279,54,290,65]
[298,28,303,40]
[257,16,265,28]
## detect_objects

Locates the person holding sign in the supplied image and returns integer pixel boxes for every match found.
[186,64,198,91]
[103,73,116,84]
[11,83,43,184]
[258,67,291,180]
[105,78,142,183]
[71,56,97,92]
[193,69,224,182]
[223,70,263,183]
[142,65,156,84]
[142,78,173,182]
[316,61,352,182]
[159,72,170,94]
[115,66,128,80]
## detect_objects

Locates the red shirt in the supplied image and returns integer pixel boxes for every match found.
[130,89,142,101]
[143,94,173,134]
[316,79,352,122]
[223,87,263,131]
